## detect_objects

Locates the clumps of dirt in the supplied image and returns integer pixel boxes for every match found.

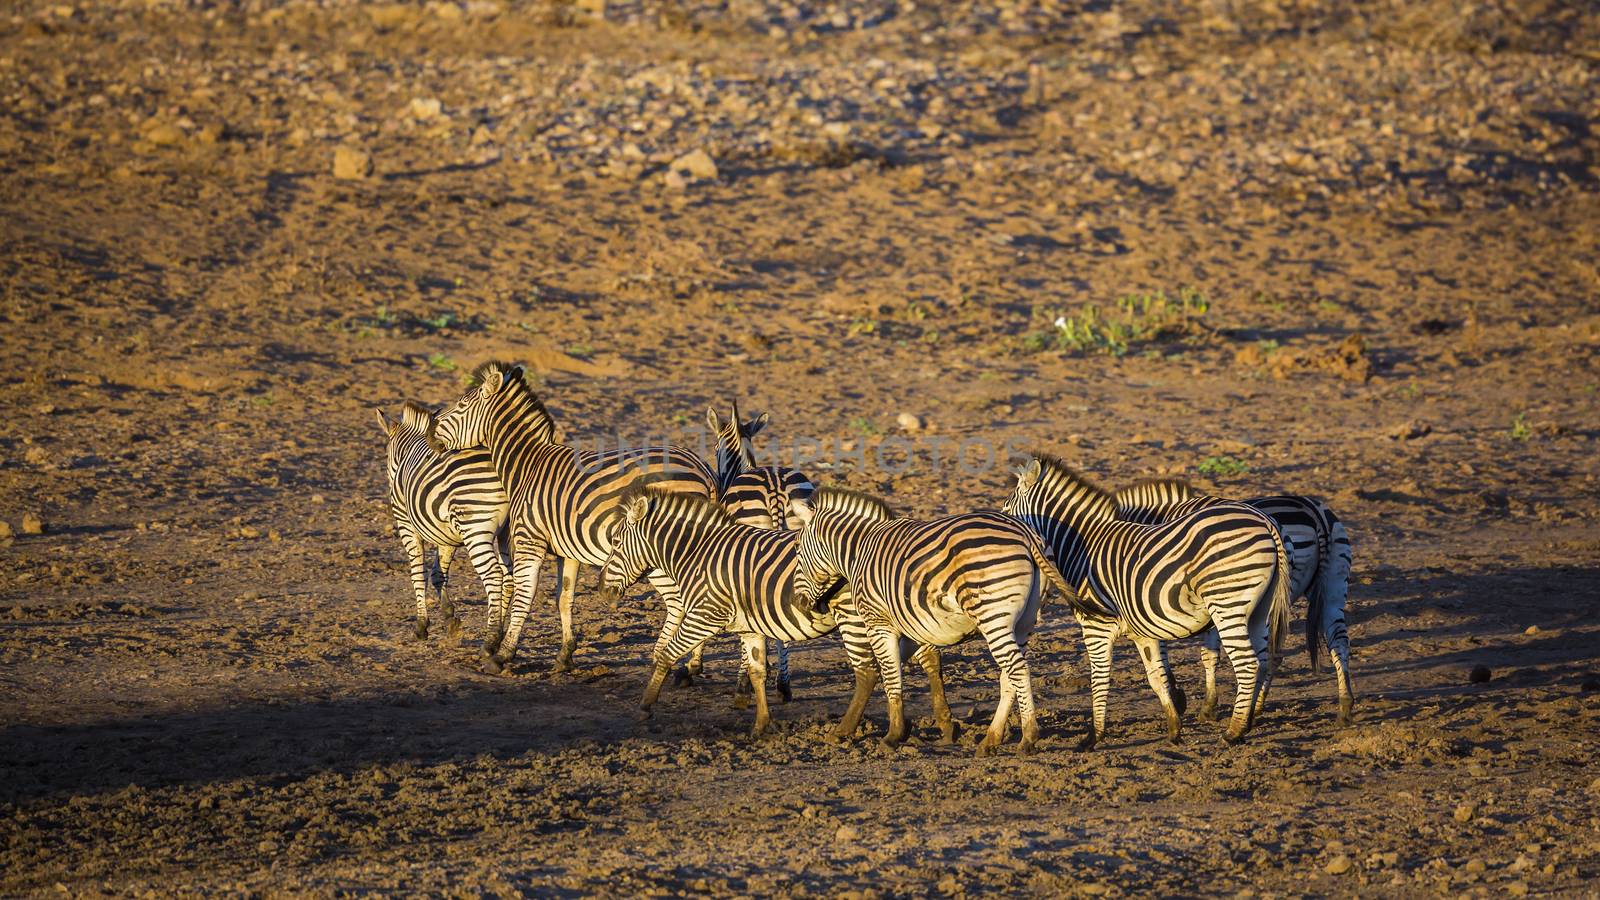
[1234,333,1373,382]
[5,601,153,621]
[1320,722,1472,766]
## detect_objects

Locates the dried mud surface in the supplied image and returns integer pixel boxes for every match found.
[3,0,1599,895]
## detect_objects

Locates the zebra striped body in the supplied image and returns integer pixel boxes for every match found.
[687,403,818,699]
[1115,479,1355,724]
[1003,456,1290,747]
[430,362,718,674]
[376,402,510,640]
[791,487,1069,756]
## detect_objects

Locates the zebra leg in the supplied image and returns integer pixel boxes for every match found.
[910,643,954,744]
[1198,629,1221,722]
[976,608,1037,756]
[434,544,457,626]
[1325,600,1355,726]
[1077,616,1118,751]
[1214,614,1264,743]
[867,628,908,748]
[484,530,546,674]
[641,596,690,714]
[1130,635,1183,744]
[775,640,792,703]
[741,633,772,739]
[674,642,708,688]
[553,557,581,672]
[462,532,508,644]
[832,598,878,740]
[401,531,431,640]
[836,665,878,741]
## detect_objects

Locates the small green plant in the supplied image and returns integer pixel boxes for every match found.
[421,311,457,331]
[427,353,458,372]
[847,318,878,336]
[1030,287,1210,357]
[374,305,399,327]
[921,329,941,345]
[566,344,595,359]
[1508,413,1531,441]
[1197,455,1249,476]
[672,413,690,426]
[1397,382,1422,400]
[848,416,880,436]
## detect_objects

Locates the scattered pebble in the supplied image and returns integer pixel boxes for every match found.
[1453,802,1477,823]
[671,149,719,181]
[21,512,44,535]
[896,412,924,432]
[333,146,373,180]
[1324,854,1353,875]
[0,520,12,540]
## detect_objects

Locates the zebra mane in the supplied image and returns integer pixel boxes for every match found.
[1114,478,1196,506]
[622,483,740,528]
[399,400,434,434]
[1031,454,1116,515]
[468,359,557,437]
[812,485,894,520]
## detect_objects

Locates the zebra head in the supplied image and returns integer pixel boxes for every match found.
[598,490,657,605]
[788,486,891,613]
[1003,455,1114,565]
[706,400,767,486]
[432,361,525,453]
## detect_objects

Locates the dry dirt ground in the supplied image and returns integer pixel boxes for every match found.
[3,0,1600,895]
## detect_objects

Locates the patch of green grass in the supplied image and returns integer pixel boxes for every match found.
[921,329,941,345]
[426,353,458,372]
[566,344,595,359]
[847,318,878,336]
[1197,455,1249,477]
[1030,287,1210,357]
[848,416,880,437]
[1508,413,1531,441]
[420,311,457,331]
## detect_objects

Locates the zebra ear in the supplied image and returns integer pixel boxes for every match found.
[374,408,397,438]
[1014,458,1042,490]
[623,494,650,524]
[705,407,720,432]
[747,412,770,437]
[478,367,505,397]
[788,496,815,526]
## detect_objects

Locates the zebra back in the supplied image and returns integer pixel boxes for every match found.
[706,400,767,494]
[723,466,816,530]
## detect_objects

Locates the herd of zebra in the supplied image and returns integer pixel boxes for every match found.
[375,360,1354,754]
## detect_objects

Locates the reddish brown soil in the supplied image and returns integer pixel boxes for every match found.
[3,0,1599,895]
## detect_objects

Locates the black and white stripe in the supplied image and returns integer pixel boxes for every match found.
[1115,479,1355,724]
[376,402,509,640]
[1003,456,1291,747]
[791,486,1070,756]
[430,362,718,674]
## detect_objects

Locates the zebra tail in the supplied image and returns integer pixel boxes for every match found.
[1025,531,1095,618]
[1266,519,1292,661]
[1304,524,1331,671]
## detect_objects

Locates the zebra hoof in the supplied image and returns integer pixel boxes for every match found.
[936,721,957,746]
[974,739,997,758]
[1337,702,1354,727]
[731,694,751,711]
[635,706,654,723]
[1075,733,1099,752]
[778,680,793,703]
[446,618,462,640]
[1197,705,1217,723]
[1222,728,1246,745]
[672,668,694,688]
[1017,738,1037,756]
[414,620,429,640]
[481,656,504,676]
[879,737,905,751]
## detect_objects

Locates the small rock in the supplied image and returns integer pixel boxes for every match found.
[1506,881,1528,897]
[672,148,718,181]
[1587,776,1600,795]
[0,520,12,539]
[410,97,443,120]
[257,840,279,854]
[896,412,923,432]
[1324,854,1353,875]
[1462,858,1486,874]
[333,146,373,180]
[1388,420,1432,440]
[1453,802,1477,823]
[238,526,261,539]
[1523,625,1539,635]
[145,123,185,146]
[834,824,859,842]
[662,169,687,190]
[1468,664,1491,684]
[20,512,44,535]
[24,446,51,466]
[310,493,326,504]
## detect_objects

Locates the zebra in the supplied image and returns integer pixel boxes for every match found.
[375,401,510,641]
[598,486,955,742]
[1002,455,1291,748]
[789,486,1071,756]
[685,403,818,701]
[1114,478,1355,725]
[429,361,719,674]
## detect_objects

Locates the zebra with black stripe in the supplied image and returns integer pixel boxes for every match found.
[598,486,954,741]
[688,403,818,699]
[789,486,1070,756]
[1115,478,1355,725]
[429,361,719,674]
[1003,456,1291,747]
[375,401,509,641]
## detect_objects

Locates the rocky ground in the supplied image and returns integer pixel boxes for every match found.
[3,0,1599,895]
